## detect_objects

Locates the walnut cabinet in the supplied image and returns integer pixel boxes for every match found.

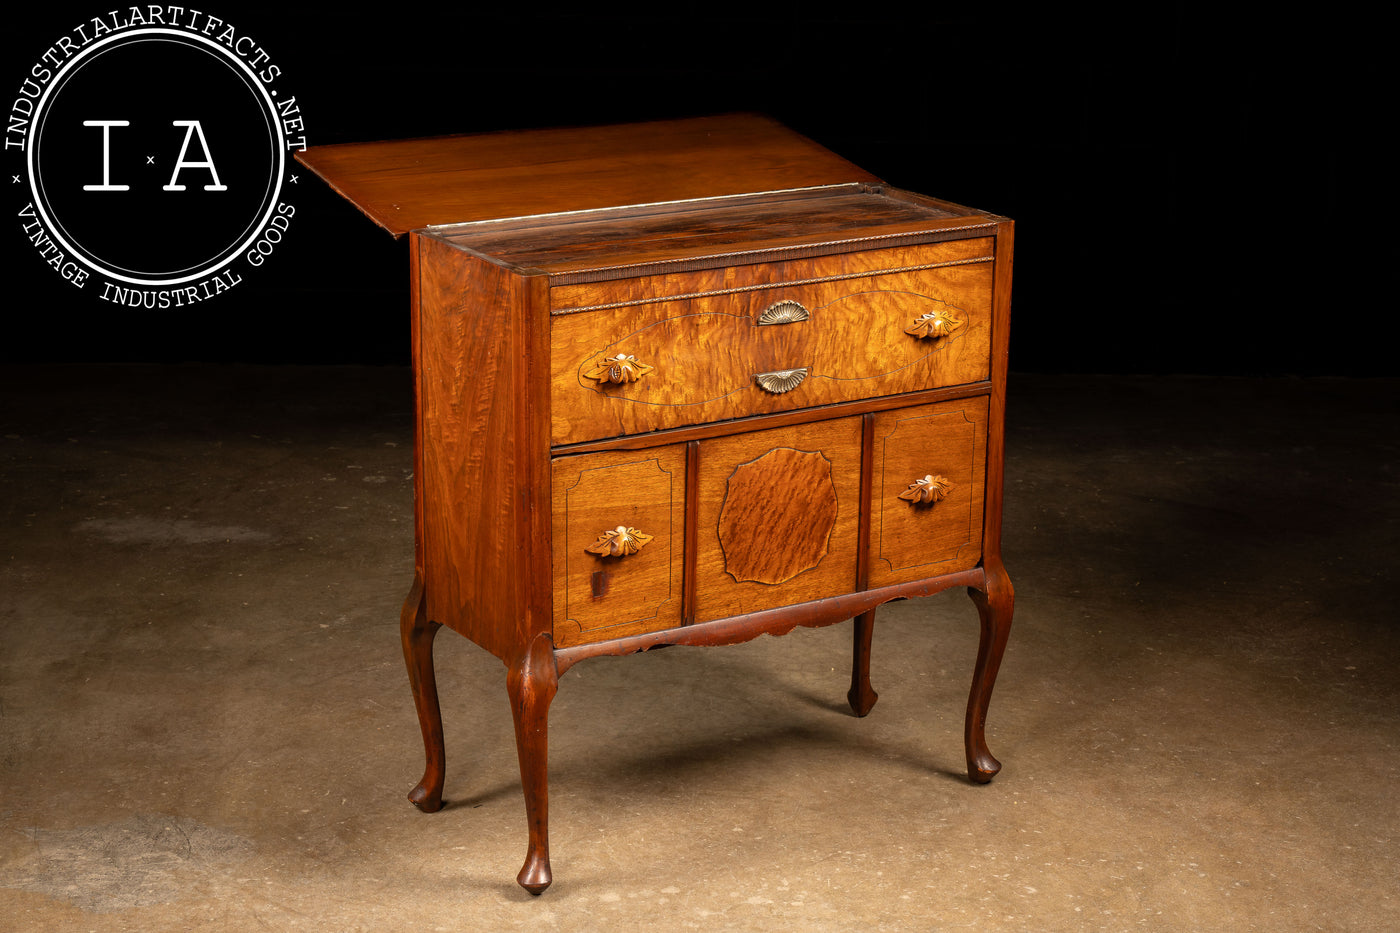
[297,115,1015,894]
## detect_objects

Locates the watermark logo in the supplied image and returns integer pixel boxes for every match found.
[9,8,306,307]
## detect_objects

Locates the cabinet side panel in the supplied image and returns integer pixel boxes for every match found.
[410,235,426,578]
[983,221,1014,563]
[416,236,545,662]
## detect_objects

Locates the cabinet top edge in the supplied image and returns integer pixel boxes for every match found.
[417,184,1005,281]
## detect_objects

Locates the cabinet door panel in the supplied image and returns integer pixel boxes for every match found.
[552,446,686,647]
[868,398,987,588]
[694,416,862,622]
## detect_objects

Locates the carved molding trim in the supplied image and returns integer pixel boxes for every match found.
[552,253,995,315]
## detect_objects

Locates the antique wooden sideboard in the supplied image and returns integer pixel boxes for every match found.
[297,114,1014,894]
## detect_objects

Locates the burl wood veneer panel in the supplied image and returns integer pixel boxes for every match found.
[693,416,863,623]
[549,241,994,445]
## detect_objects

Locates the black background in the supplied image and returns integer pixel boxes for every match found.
[3,6,1388,375]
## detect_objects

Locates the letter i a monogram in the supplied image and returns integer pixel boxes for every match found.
[80,120,228,192]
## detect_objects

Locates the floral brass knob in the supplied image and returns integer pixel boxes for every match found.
[904,309,963,340]
[585,525,653,557]
[583,354,655,385]
[898,474,954,505]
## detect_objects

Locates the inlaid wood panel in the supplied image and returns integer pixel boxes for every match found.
[867,398,988,589]
[694,416,863,623]
[551,446,686,648]
[717,447,839,585]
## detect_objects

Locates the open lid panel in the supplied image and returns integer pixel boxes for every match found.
[294,113,882,237]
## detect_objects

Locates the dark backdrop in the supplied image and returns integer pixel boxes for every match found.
[4,7,1387,375]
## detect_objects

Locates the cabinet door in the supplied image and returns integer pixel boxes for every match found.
[551,446,686,647]
[868,398,988,589]
[693,416,863,622]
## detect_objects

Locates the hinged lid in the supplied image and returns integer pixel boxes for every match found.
[425,183,998,284]
[294,113,881,237]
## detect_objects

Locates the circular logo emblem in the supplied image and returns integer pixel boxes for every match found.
[10,12,305,305]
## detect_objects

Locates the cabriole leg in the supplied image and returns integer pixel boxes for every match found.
[847,607,879,717]
[400,576,445,812]
[965,560,1014,783]
[507,632,559,895]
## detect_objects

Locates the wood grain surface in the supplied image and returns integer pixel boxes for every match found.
[415,235,551,662]
[551,446,686,647]
[716,447,839,585]
[294,114,879,237]
[867,397,989,589]
[437,185,989,277]
[693,416,862,623]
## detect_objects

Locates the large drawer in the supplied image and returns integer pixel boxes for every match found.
[549,240,994,445]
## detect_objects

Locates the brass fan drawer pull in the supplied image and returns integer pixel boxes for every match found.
[905,309,964,340]
[753,367,808,394]
[585,525,653,557]
[757,299,810,325]
[583,354,654,385]
[898,474,953,505]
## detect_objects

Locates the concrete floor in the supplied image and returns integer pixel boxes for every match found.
[0,366,1396,932]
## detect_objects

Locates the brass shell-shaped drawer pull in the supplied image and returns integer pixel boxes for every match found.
[898,474,954,505]
[905,309,964,340]
[583,354,655,385]
[753,367,808,394]
[757,299,810,325]
[585,525,653,557]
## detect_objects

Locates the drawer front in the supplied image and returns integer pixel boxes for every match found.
[550,240,994,445]
[867,397,988,589]
[551,445,686,647]
[693,416,863,623]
